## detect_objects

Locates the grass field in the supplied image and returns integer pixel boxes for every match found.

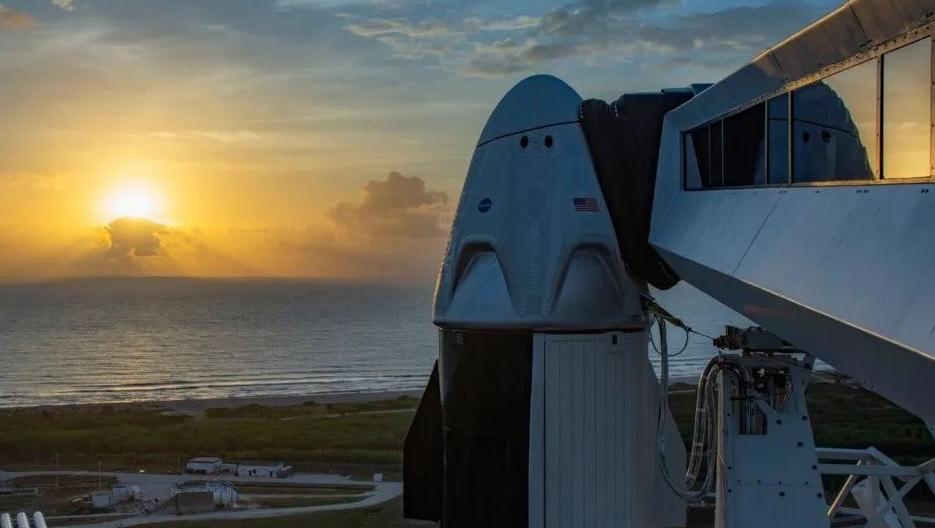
[0,381,928,476]
[143,499,431,528]
[0,397,419,473]
[245,496,362,508]
[667,378,933,462]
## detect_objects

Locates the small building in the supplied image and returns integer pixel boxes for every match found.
[90,491,113,510]
[173,492,215,515]
[176,481,238,507]
[235,461,289,478]
[186,457,222,475]
[112,484,140,502]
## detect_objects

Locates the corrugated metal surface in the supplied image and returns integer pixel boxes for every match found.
[534,333,659,528]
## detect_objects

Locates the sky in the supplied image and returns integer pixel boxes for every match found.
[0,0,837,281]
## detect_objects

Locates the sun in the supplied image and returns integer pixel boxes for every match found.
[102,181,164,221]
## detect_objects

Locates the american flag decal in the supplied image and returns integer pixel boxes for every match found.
[572,197,599,212]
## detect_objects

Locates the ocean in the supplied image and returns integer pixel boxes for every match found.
[0,278,749,408]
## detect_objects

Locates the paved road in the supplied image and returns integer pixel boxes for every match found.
[0,470,401,528]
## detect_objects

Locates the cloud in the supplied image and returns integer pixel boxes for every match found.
[346,18,454,39]
[104,217,168,258]
[462,1,825,77]
[0,5,35,30]
[339,0,826,77]
[327,171,448,239]
[141,129,262,143]
[463,15,542,32]
[90,218,253,277]
[51,0,76,11]
[345,17,458,60]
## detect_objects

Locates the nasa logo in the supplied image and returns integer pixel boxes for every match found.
[478,198,492,213]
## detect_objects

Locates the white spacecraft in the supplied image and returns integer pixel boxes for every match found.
[404,1,935,527]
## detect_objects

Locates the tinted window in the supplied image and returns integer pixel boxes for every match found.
[793,59,877,182]
[709,121,723,187]
[883,38,932,179]
[684,122,723,189]
[767,95,790,184]
[684,130,705,189]
[723,103,766,186]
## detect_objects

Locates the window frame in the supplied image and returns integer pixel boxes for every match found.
[682,22,935,191]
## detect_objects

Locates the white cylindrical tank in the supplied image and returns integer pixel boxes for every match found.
[14,512,27,528]
[32,512,47,528]
[1,512,12,528]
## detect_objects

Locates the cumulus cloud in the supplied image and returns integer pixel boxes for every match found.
[87,218,253,277]
[104,217,168,258]
[327,171,448,239]
[0,4,35,30]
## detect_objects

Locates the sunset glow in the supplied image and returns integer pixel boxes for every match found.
[0,0,836,281]
[102,181,163,222]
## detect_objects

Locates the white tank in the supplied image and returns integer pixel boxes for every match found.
[1,512,13,528]
[32,512,46,528]
[14,512,27,528]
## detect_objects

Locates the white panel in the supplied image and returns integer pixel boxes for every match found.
[715,365,829,528]
[529,335,546,528]
[535,332,680,528]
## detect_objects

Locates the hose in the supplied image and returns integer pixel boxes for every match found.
[654,311,720,503]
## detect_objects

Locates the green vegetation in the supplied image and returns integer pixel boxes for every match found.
[666,379,933,462]
[144,499,431,528]
[0,384,928,475]
[806,381,933,460]
[247,495,361,508]
[0,397,419,472]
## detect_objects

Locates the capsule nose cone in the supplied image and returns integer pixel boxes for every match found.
[477,74,582,145]
[434,74,645,331]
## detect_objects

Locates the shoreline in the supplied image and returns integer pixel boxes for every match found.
[0,389,424,416]
[0,371,850,415]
